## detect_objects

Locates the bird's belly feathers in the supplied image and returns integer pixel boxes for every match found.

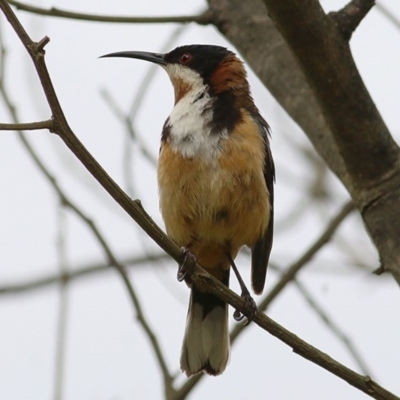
[158,116,271,269]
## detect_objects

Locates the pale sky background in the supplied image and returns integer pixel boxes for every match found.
[1,1,400,399]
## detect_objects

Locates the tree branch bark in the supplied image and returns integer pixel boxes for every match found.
[330,0,376,40]
[8,0,213,25]
[262,0,397,189]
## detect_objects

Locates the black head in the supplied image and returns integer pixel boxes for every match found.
[163,45,234,84]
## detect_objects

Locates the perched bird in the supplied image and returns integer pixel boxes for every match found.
[101,45,274,376]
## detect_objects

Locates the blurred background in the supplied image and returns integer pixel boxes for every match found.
[0,0,399,399]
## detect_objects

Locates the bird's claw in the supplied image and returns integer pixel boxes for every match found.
[177,247,196,283]
[233,291,257,325]
[177,266,186,282]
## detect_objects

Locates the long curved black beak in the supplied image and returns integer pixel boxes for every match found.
[100,51,166,66]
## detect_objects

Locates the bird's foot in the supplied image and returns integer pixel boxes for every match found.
[233,288,257,326]
[177,247,196,284]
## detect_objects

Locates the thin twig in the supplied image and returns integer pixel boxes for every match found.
[100,89,139,197]
[0,253,168,296]
[0,119,54,130]
[293,278,372,376]
[375,3,400,31]
[53,205,69,400]
[100,89,157,166]
[8,0,213,25]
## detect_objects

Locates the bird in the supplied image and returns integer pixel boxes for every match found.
[101,45,274,377]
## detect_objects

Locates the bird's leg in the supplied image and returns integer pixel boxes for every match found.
[177,247,196,285]
[227,253,257,325]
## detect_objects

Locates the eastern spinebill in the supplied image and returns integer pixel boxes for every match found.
[101,45,274,376]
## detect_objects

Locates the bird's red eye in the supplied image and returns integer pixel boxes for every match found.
[180,53,191,64]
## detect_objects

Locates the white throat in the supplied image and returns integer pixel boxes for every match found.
[163,64,226,159]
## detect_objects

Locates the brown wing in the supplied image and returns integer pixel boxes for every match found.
[250,112,275,295]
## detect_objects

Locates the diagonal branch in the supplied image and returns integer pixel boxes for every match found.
[8,0,213,25]
[100,89,158,167]
[293,279,372,376]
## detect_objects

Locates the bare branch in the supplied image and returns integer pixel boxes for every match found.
[8,0,213,25]
[329,0,376,40]
[0,253,168,296]
[294,279,372,376]
[0,119,54,130]
[53,205,69,400]
[100,89,158,167]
